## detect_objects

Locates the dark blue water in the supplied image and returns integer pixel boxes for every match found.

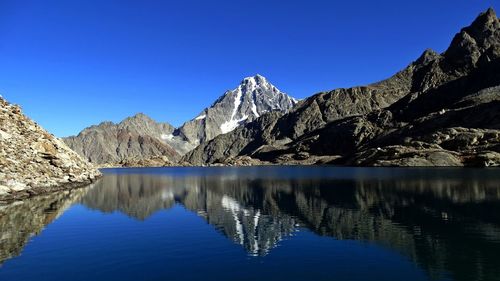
[1,167,500,281]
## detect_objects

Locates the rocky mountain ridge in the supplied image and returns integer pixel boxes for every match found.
[64,113,181,167]
[183,8,500,167]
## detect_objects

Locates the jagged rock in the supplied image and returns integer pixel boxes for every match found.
[183,8,500,167]
[0,97,100,202]
[173,74,297,151]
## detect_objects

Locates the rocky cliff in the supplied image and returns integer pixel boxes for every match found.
[0,96,100,202]
[183,8,500,167]
[63,113,181,167]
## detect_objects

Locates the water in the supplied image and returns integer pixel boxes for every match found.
[1,167,500,281]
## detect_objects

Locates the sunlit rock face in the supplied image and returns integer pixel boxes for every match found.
[0,97,100,202]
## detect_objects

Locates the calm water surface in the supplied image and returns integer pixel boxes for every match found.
[1,167,500,281]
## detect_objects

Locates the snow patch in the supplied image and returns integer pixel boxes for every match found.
[245,77,258,92]
[161,133,174,140]
[253,210,261,254]
[232,87,243,119]
[220,115,248,134]
[195,114,206,120]
[220,86,248,134]
[251,99,259,118]
[222,195,245,245]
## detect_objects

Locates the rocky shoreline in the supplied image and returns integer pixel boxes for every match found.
[0,178,99,204]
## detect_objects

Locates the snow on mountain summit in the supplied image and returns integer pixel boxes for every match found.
[173,74,298,152]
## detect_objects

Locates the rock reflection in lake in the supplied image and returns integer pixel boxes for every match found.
[0,186,92,265]
[80,173,298,256]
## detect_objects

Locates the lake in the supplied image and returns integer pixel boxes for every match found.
[1,166,499,281]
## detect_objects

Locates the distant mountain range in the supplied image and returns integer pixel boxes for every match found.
[183,8,500,167]
[63,75,297,166]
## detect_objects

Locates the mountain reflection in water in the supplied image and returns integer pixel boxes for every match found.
[1,167,500,281]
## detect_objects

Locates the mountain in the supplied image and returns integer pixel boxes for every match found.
[64,75,297,166]
[183,8,500,167]
[171,74,297,152]
[0,96,100,202]
[63,113,181,166]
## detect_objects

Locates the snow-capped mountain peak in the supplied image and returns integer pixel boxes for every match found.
[218,74,296,133]
[173,74,298,152]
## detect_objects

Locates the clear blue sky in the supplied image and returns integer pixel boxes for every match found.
[0,0,498,137]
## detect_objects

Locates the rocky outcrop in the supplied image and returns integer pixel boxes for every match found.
[63,113,181,167]
[183,8,500,167]
[0,97,100,202]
